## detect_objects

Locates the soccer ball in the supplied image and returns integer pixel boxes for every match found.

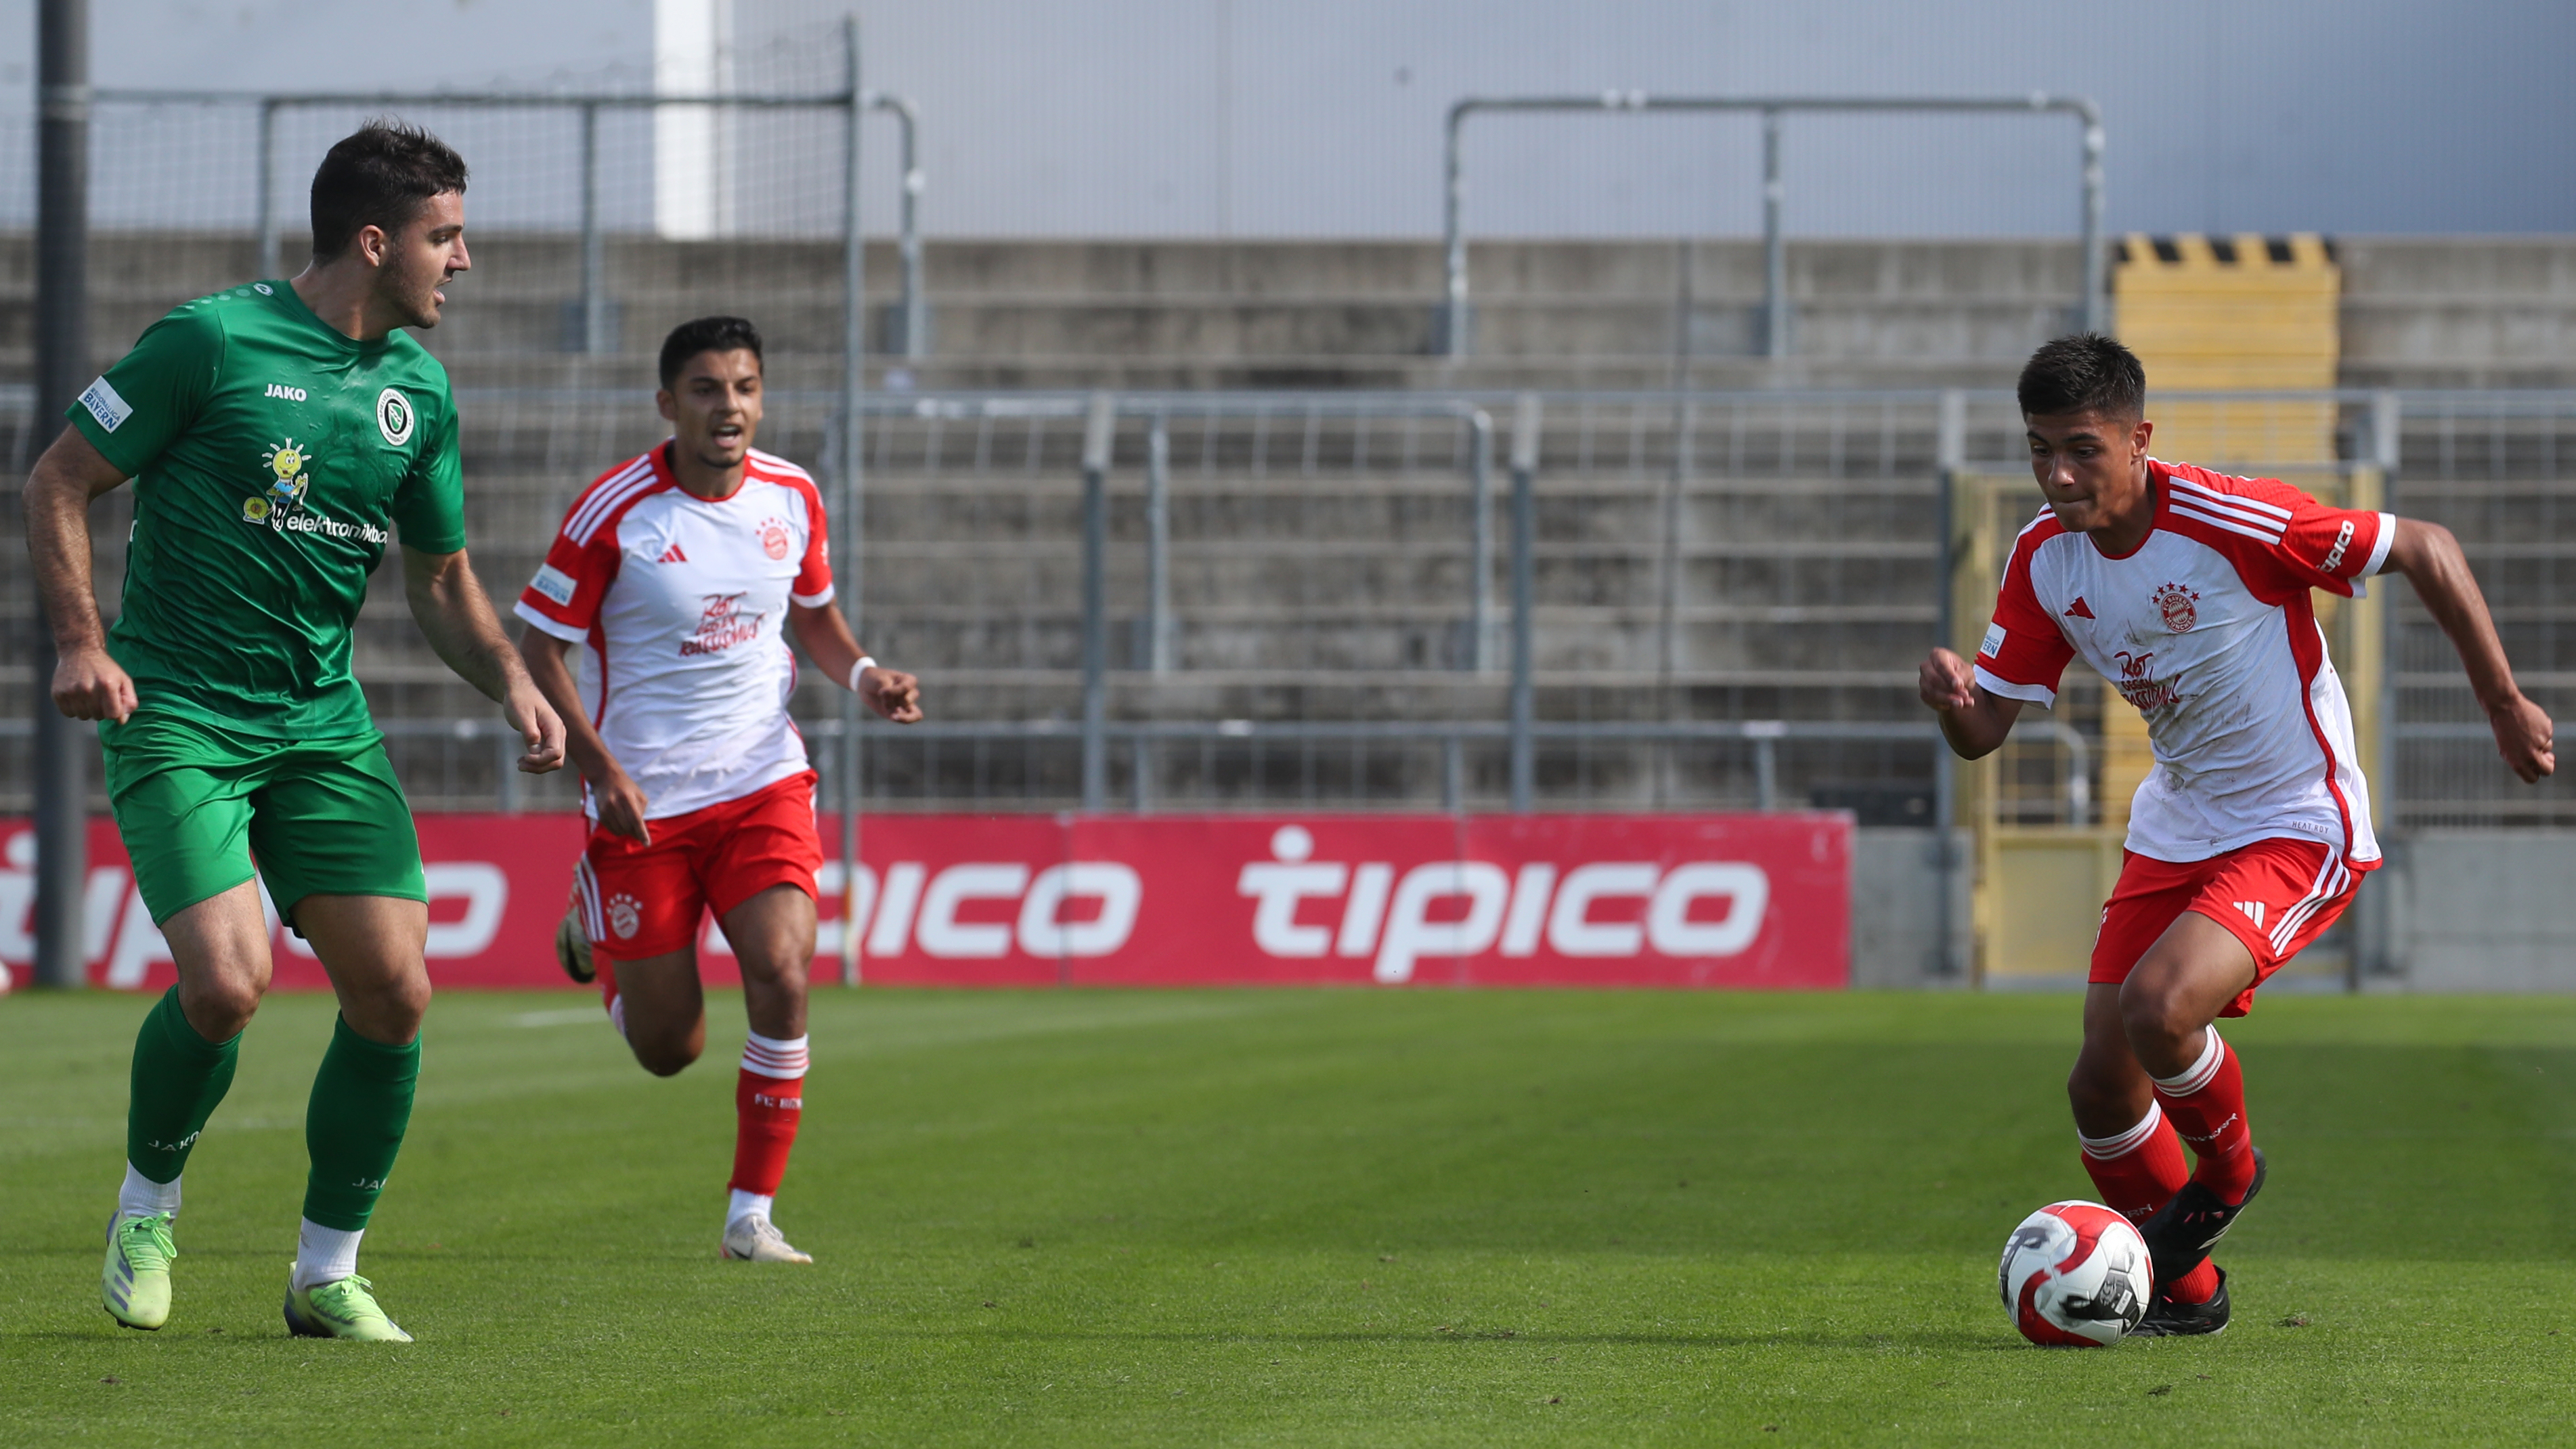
[1997,1200,2151,1346]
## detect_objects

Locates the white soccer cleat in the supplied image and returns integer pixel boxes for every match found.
[721,1213,813,1264]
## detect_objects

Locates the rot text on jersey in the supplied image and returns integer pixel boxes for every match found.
[516,444,834,820]
[1972,460,2394,867]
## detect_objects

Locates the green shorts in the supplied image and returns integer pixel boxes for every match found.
[102,710,426,926]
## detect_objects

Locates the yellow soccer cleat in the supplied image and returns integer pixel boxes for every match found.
[283,1274,414,1342]
[102,1213,177,1331]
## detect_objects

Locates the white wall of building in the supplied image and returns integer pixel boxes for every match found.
[1,0,2567,238]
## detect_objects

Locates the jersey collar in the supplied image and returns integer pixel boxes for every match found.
[274,278,397,356]
[655,438,756,504]
[2082,460,2168,562]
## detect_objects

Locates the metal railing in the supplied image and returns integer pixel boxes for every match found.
[1438,92,2105,359]
[91,20,927,359]
[6,387,2573,834]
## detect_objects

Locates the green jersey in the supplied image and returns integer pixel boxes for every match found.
[68,281,464,739]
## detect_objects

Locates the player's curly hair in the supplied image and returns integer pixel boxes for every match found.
[2018,333,2146,420]
[659,316,766,390]
[309,120,470,260]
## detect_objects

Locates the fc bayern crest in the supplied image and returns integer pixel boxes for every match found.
[2153,582,2200,633]
[607,892,642,940]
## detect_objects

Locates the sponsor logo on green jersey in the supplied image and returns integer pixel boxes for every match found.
[245,437,314,527]
[243,437,390,543]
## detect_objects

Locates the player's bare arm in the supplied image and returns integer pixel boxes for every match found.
[402,546,565,774]
[1923,403,2157,761]
[23,427,137,722]
[788,603,923,722]
[1917,646,2020,758]
[2382,517,2555,782]
[516,625,653,844]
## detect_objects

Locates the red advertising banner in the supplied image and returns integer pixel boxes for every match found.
[0,812,1848,992]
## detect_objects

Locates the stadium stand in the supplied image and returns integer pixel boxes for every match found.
[0,235,2571,852]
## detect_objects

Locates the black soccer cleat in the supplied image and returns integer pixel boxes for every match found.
[2129,1264,2230,1338]
[554,903,595,985]
[2140,1146,2267,1290]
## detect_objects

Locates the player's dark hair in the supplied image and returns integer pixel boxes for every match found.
[659,316,766,390]
[2017,333,2147,421]
[308,121,469,261]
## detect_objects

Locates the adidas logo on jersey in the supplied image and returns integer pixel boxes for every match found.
[2234,901,2266,928]
[2064,597,2095,620]
[657,543,688,563]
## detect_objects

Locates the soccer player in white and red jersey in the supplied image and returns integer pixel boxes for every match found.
[1924,334,2554,1335]
[512,316,921,1263]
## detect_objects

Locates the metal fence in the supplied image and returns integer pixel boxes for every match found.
[4,387,2573,829]
[2386,393,2576,827]
[1439,92,2105,358]
[7,22,923,370]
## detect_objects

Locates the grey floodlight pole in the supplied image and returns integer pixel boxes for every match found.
[32,0,89,990]
[581,102,611,355]
[1762,107,1785,359]
[1466,407,1493,671]
[837,14,866,988]
[2079,108,2106,333]
[1507,393,1540,813]
[1080,392,1116,813]
[256,98,278,279]
[867,91,927,359]
[1439,100,1474,358]
[1438,92,2105,360]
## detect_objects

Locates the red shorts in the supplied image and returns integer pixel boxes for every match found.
[2088,837,2366,1018]
[574,771,823,960]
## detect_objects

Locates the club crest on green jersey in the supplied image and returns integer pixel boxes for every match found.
[244,437,314,529]
[376,387,414,448]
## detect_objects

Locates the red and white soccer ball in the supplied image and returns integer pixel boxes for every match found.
[1998,1201,2150,1346]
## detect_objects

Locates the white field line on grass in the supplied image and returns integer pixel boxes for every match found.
[510,1008,608,1028]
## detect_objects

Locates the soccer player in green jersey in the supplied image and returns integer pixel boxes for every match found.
[23,122,566,1342]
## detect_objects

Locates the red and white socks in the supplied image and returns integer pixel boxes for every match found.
[728,1031,808,1228]
[2077,1025,2256,1308]
[2077,1099,2189,1224]
[596,957,626,1039]
[2078,1100,2223,1305]
[2151,1025,2258,1204]
[592,972,806,1230]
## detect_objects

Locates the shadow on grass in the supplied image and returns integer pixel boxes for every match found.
[873,1324,1999,1352]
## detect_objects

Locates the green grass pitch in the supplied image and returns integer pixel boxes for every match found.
[3,987,2572,1446]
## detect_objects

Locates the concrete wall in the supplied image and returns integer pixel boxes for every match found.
[2380,834,2576,993]
[30,233,2561,392]
[1850,828,1970,989]
[1851,828,2576,993]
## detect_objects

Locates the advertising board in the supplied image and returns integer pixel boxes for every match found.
[0,813,1848,991]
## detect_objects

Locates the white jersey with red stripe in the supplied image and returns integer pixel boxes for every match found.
[1971,459,2395,868]
[514,443,834,821]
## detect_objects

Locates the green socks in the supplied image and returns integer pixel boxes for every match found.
[301,1015,420,1232]
[125,987,241,1186]
[125,991,418,1233]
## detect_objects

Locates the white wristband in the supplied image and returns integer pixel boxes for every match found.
[848,656,877,693]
